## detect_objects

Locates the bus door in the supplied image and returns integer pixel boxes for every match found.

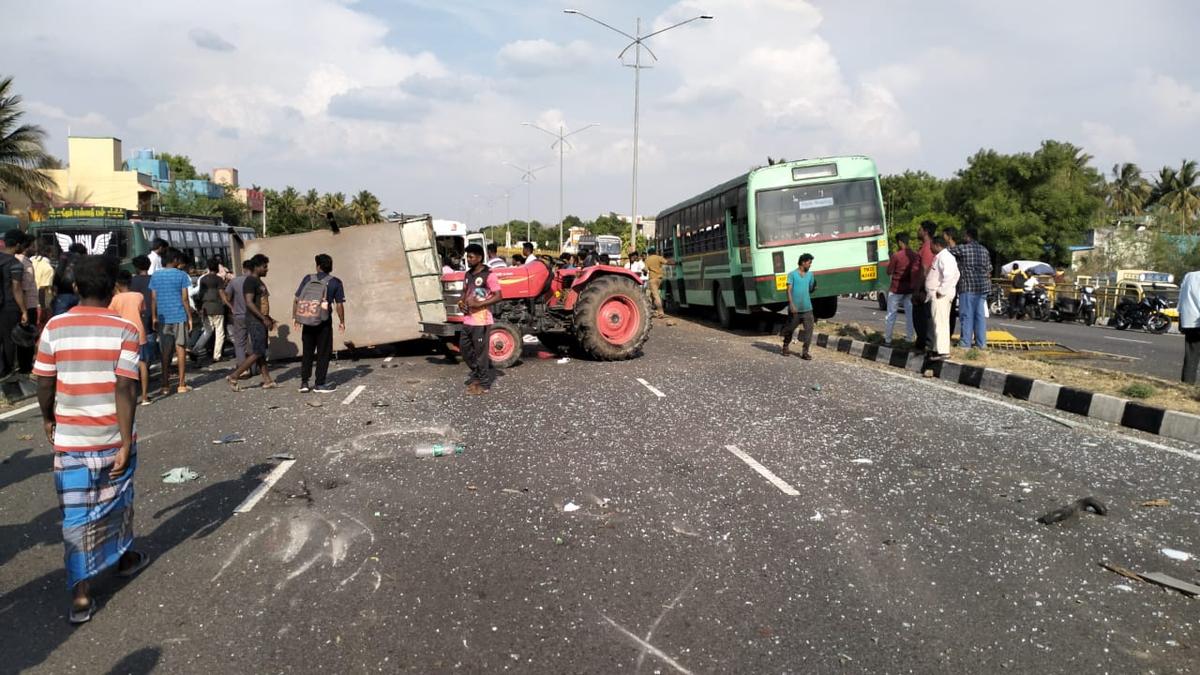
[726,193,747,311]
[671,219,687,306]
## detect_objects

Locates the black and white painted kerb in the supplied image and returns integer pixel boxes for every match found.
[815,333,1200,446]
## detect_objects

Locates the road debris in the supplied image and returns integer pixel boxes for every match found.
[305,400,324,408]
[1037,496,1108,525]
[851,458,874,465]
[1139,572,1200,597]
[466,484,478,491]
[1141,498,1171,508]
[562,501,581,513]
[161,467,199,483]
[1161,548,1192,562]
[1100,561,1143,582]
[557,357,571,364]
[413,442,464,458]
[268,453,296,461]
[671,522,700,537]
[372,401,390,408]
[212,433,245,445]
[502,488,529,495]
[16,434,32,441]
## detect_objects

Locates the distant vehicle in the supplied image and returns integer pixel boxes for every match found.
[428,218,487,268]
[1049,285,1096,325]
[1111,294,1172,333]
[28,207,256,269]
[654,155,888,327]
[577,234,622,263]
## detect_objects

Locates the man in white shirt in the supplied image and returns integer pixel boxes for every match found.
[924,236,960,359]
[625,251,646,284]
[1179,270,1200,384]
[521,242,539,266]
[147,238,168,274]
[485,243,507,269]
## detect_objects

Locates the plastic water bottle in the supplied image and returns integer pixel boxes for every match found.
[414,442,465,458]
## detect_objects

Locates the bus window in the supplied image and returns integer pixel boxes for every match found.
[754,178,882,247]
[184,230,196,244]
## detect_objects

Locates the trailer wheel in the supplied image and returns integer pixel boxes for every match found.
[488,322,522,369]
[574,275,651,360]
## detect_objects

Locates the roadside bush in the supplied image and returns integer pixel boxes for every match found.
[1119,383,1156,399]
[964,348,983,360]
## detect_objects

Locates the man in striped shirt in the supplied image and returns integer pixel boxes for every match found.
[34,255,149,624]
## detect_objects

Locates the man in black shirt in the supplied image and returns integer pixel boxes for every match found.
[225,255,278,390]
[193,258,228,363]
[0,230,30,382]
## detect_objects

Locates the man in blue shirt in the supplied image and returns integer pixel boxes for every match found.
[292,253,347,393]
[781,253,816,359]
[149,249,194,395]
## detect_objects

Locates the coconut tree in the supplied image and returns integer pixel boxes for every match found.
[1155,160,1200,224]
[318,191,345,216]
[0,76,57,201]
[301,188,320,214]
[350,190,382,224]
[1106,162,1151,216]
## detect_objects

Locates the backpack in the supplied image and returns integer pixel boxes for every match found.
[1011,270,1026,289]
[294,274,331,326]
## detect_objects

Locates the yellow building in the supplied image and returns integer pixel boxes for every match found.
[41,137,157,212]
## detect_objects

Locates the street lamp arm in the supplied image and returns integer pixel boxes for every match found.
[563,123,600,138]
[618,40,659,63]
[641,14,714,41]
[562,9,637,41]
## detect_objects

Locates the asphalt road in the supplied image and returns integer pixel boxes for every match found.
[834,297,1188,382]
[2,318,1199,674]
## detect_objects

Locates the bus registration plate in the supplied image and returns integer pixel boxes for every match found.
[859,265,877,281]
[775,274,788,291]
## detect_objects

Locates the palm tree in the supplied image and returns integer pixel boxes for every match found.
[0,76,57,201]
[1106,162,1151,216]
[1156,160,1200,224]
[318,191,345,217]
[301,188,320,214]
[350,190,382,224]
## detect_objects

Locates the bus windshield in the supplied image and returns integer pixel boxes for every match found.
[755,178,882,247]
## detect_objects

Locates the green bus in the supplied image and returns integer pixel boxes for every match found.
[28,207,257,270]
[653,155,889,325]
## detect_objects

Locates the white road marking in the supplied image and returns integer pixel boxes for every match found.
[1104,336,1152,344]
[342,384,366,405]
[600,613,694,675]
[865,364,1200,462]
[0,401,38,421]
[723,445,800,496]
[233,459,297,514]
[383,356,393,363]
[636,378,666,398]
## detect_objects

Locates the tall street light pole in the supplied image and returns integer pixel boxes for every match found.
[522,122,598,253]
[504,162,548,245]
[564,9,713,252]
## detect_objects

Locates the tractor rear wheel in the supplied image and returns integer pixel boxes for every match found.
[488,322,522,369]
[573,275,651,360]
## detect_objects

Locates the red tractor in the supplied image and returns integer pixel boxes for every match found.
[424,260,652,367]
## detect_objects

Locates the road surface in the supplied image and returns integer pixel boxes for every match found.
[1,318,1197,673]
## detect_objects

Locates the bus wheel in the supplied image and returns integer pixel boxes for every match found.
[714,284,734,329]
[813,296,838,320]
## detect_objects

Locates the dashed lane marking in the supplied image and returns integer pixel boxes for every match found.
[1104,336,1152,344]
[342,385,366,405]
[0,401,38,421]
[233,460,297,514]
[724,444,800,496]
[636,378,666,398]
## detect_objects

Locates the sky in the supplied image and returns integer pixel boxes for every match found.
[4,0,1198,227]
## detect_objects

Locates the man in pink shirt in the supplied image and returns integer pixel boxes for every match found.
[458,243,502,395]
[911,220,937,351]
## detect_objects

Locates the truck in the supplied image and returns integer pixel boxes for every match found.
[241,214,652,365]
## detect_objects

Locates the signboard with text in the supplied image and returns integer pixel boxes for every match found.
[47,206,127,220]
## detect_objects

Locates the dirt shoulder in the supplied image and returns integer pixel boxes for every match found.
[817,319,1200,417]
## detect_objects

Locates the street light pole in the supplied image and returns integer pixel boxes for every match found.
[522,122,598,252]
[564,9,713,252]
[504,162,548,245]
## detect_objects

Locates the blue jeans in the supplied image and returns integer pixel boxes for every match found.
[958,292,987,348]
[885,292,913,343]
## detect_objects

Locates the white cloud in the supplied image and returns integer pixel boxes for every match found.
[497,39,599,76]
[1139,71,1200,126]
[1081,121,1139,166]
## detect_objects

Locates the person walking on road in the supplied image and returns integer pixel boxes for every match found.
[293,253,346,394]
[912,220,937,350]
[485,243,507,269]
[11,231,38,373]
[226,255,278,391]
[1179,270,1200,385]
[31,240,56,323]
[1007,263,1028,319]
[193,258,227,364]
[110,271,152,406]
[149,249,194,396]
[954,227,991,349]
[147,238,168,274]
[0,230,30,383]
[222,258,254,371]
[781,253,816,360]
[459,243,501,395]
[884,233,919,345]
[643,247,669,318]
[34,255,150,624]
[926,237,960,360]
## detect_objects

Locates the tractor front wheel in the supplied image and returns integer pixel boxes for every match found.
[574,276,652,360]
[488,322,522,369]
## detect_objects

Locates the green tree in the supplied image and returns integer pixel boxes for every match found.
[0,76,57,201]
[1106,162,1151,217]
[349,189,382,224]
[1153,159,1200,225]
[880,170,947,229]
[159,152,200,180]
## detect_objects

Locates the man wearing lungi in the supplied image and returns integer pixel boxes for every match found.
[34,254,149,624]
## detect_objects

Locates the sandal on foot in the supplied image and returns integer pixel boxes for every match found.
[261,382,279,390]
[226,378,240,392]
[176,385,193,394]
[68,599,95,625]
[116,550,151,579]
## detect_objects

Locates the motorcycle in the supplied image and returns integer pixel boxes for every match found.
[1111,294,1171,334]
[1048,285,1096,326]
[1024,285,1052,321]
[987,285,1009,317]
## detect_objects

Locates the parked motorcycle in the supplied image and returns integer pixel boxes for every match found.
[1024,285,1052,321]
[1111,294,1171,334]
[987,285,1009,317]
[1048,286,1096,326]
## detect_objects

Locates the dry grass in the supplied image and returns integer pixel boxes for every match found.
[818,320,1200,416]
